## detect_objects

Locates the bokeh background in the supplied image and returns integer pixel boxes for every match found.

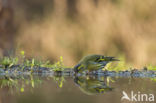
[0,0,156,67]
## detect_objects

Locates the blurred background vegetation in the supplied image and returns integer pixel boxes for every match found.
[0,0,156,68]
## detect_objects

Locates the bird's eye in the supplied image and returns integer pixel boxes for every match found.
[95,56,105,62]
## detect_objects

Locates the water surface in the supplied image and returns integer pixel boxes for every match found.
[0,75,156,103]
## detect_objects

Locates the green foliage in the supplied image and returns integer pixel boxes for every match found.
[105,57,130,71]
[0,51,65,72]
[147,65,156,71]
[0,57,18,68]
[23,58,51,68]
[20,50,25,56]
[52,56,64,72]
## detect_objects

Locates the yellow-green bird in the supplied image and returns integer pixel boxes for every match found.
[74,54,119,73]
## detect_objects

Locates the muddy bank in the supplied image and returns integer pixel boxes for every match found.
[0,65,156,77]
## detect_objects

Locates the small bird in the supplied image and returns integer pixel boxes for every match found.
[74,54,119,73]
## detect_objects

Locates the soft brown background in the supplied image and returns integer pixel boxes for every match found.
[0,0,156,67]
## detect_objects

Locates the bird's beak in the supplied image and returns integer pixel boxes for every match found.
[111,58,119,61]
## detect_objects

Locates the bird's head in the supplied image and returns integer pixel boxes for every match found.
[74,54,119,73]
[79,55,119,67]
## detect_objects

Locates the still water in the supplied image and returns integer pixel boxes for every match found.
[0,74,156,103]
